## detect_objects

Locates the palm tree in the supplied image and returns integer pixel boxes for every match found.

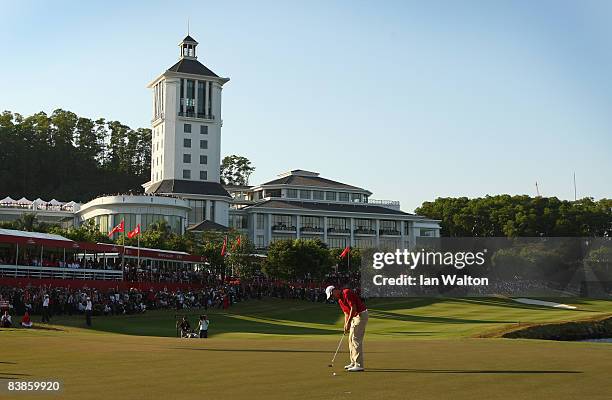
[16,213,38,232]
[149,220,171,236]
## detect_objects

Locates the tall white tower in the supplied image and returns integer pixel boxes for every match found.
[143,34,232,227]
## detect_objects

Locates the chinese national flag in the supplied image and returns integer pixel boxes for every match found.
[108,220,125,237]
[339,246,350,259]
[232,235,241,251]
[127,224,141,239]
[221,236,227,256]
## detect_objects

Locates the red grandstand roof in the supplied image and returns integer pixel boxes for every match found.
[0,229,76,249]
[0,229,205,262]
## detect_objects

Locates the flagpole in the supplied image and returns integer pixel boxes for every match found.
[122,222,125,272]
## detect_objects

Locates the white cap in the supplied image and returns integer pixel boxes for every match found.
[325,285,335,300]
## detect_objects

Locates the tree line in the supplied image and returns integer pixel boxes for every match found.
[0,109,259,201]
[415,195,612,237]
[0,109,151,201]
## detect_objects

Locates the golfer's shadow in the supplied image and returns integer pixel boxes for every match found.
[364,368,582,374]
[0,372,31,380]
[173,347,382,354]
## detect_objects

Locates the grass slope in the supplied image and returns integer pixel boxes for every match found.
[36,297,612,339]
[0,298,610,400]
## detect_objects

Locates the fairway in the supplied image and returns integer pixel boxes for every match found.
[1,298,611,400]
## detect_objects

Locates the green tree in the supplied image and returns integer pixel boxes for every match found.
[15,213,38,232]
[0,110,152,201]
[220,155,255,185]
[263,239,332,280]
[49,220,110,243]
[416,196,612,237]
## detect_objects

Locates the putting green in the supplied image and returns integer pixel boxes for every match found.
[1,298,610,400]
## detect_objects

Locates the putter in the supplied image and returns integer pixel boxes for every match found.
[328,332,345,367]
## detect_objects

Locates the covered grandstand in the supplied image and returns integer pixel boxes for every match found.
[0,229,208,290]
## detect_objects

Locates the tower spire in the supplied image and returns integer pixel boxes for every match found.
[179,33,198,59]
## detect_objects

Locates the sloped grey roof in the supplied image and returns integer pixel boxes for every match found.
[244,200,411,216]
[147,180,230,197]
[182,35,198,43]
[260,175,365,191]
[187,220,229,232]
[167,58,219,77]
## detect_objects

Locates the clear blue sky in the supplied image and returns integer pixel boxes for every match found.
[1,0,610,211]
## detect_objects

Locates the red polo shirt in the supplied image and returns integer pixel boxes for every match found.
[337,288,367,318]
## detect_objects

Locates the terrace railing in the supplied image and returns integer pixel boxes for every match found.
[0,264,123,281]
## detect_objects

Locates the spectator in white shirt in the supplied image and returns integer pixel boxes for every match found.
[85,297,93,327]
[198,315,209,338]
[42,294,50,323]
[1,311,12,327]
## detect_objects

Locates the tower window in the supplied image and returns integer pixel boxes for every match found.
[197,82,205,117]
[183,169,191,179]
[200,155,207,164]
[184,138,191,148]
[208,81,213,116]
[200,125,208,134]
[200,171,208,180]
[183,154,191,163]
[184,123,191,133]
[200,140,208,149]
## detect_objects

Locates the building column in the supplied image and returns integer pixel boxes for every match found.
[194,79,199,117]
[249,212,257,244]
[205,200,212,221]
[400,220,406,249]
[266,214,272,247]
[296,215,301,239]
[350,218,355,247]
[409,222,417,249]
[375,220,381,247]
[323,216,328,244]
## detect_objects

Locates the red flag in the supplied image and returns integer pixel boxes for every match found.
[339,246,350,259]
[232,235,241,251]
[221,236,227,256]
[127,224,141,239]
[108,220,125,237]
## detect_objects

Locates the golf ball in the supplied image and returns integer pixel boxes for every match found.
[332,373,336,376]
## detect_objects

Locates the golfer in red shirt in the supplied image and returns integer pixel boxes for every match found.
[326,285,369,372]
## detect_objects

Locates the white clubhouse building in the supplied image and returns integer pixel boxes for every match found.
[0,34,440,249]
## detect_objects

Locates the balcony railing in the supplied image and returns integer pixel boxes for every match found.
[327,227,351,234]
[379,229,401,236]
[272,225,297,232]
[300,226,324,234]
[0,264,123,281]
[178,111,215,120]
[354,228,376,235]
[367,199,401,211]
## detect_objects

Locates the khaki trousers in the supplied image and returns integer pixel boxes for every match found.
[348,310,368,367]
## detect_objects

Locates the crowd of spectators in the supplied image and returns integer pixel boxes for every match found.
[0,251,215,284]
[0,271,361,327]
